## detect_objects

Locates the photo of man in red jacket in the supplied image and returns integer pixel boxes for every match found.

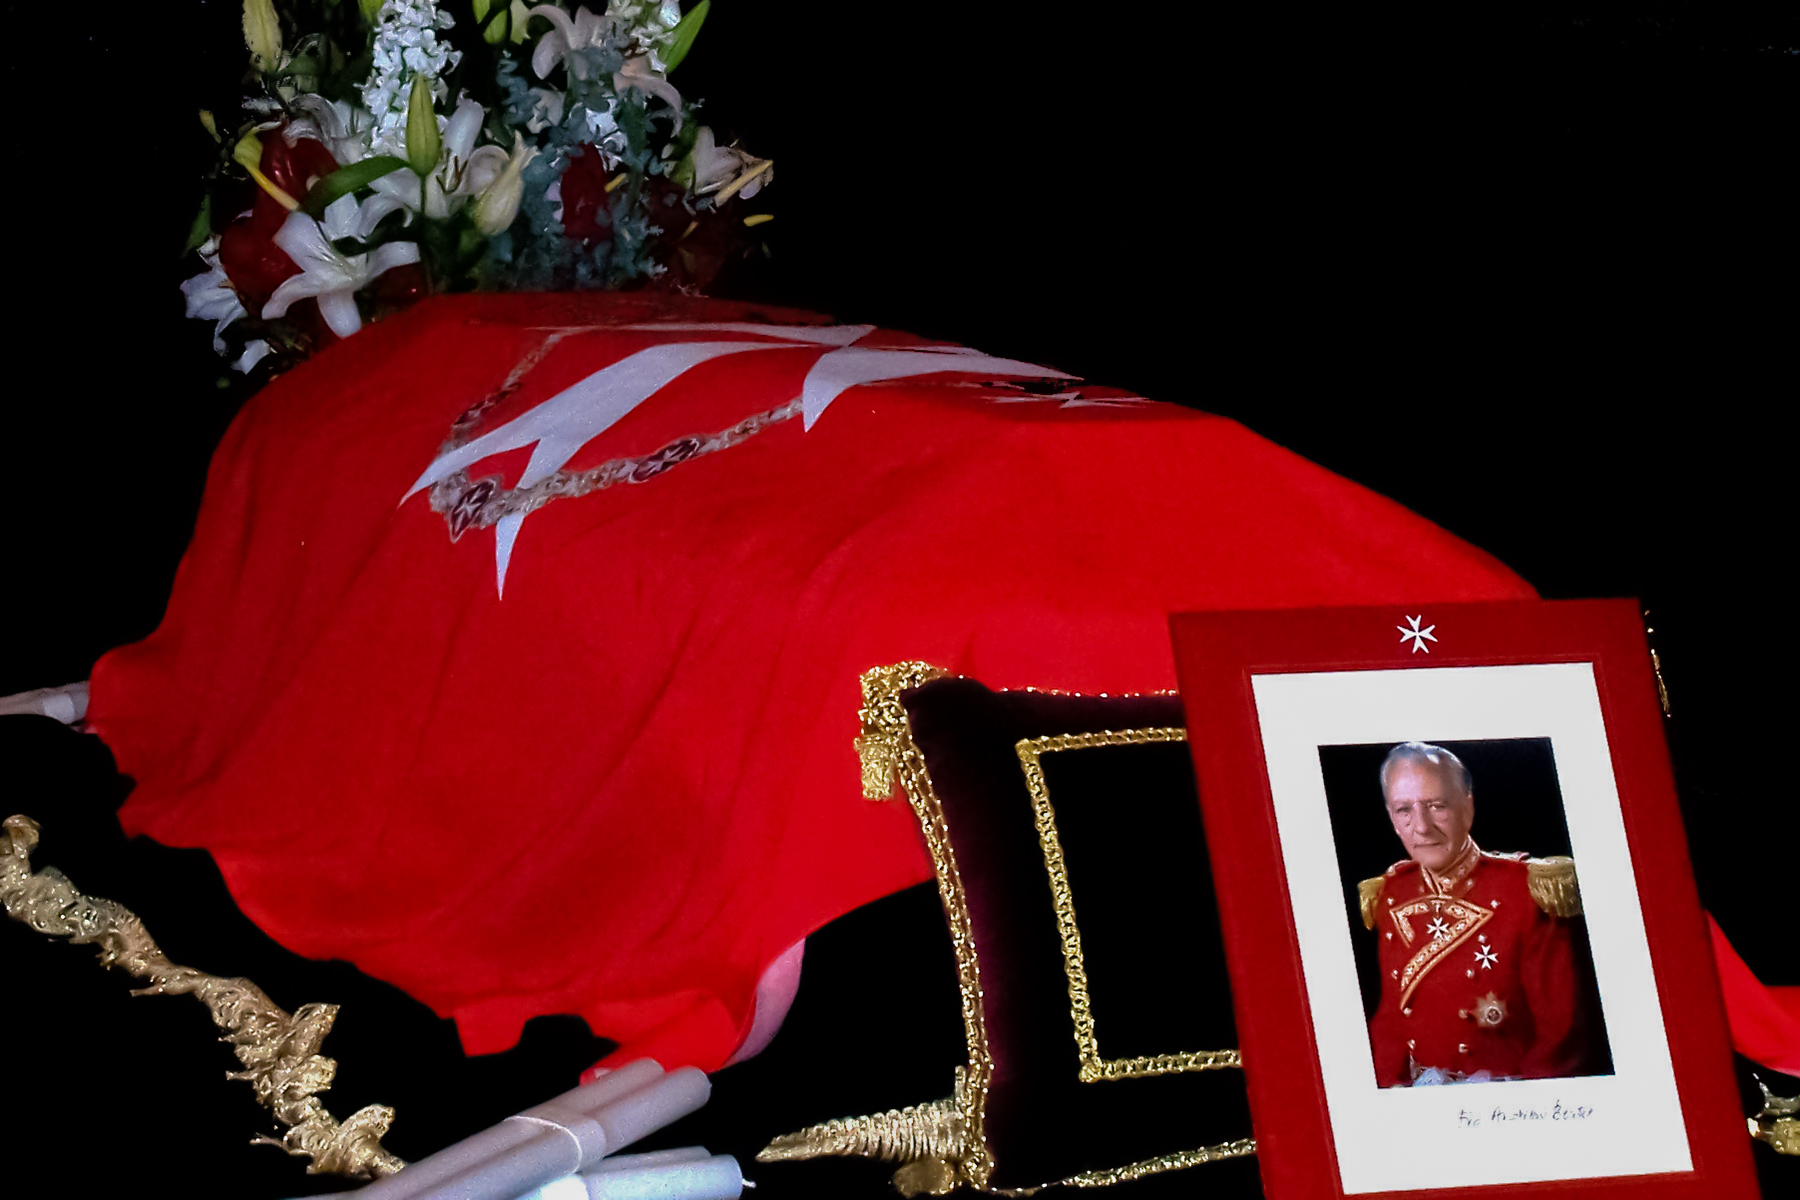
[1359,741,1609,1087]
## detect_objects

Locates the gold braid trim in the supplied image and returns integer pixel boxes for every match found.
[1358,875,1385,930]
[1,814,405,1180]
[1526,856,1582,917]
[1056,1137,1258,1190]
[855,662,950,799]
[1015,728,1240,1084]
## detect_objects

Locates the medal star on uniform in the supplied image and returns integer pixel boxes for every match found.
[1473,993,1508,1029]
[1426,917,1452,941]
[1475,945,1498,969]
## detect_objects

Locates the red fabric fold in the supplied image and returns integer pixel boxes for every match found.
[89,292,1535,1070]
[1709,913,1800,1077]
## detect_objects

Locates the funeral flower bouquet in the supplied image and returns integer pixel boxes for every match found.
[182,0,771,375]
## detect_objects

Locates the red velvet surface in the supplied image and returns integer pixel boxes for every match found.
[88,292,1533,1071]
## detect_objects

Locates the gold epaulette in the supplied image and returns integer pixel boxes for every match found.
[1358,875,1386,930]
[1526,856,1581,917]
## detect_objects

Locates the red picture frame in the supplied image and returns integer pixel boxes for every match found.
[1169,599,1756,1198]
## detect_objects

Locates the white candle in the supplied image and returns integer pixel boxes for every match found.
[424,1118,606,1200]
[580,1154,744,1200]
[351,1060,665,1200]
[588,1149,713,1174]
[588,1068,711,1153]
[512,1148,714,1200]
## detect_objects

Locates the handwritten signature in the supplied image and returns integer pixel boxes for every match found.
[1458,1101,1595,1128]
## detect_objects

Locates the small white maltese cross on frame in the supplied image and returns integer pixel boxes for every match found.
[1398,615,1438,653]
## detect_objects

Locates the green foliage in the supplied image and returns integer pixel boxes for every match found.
[662,0,708,73]
[301,156,409,214]
[184,195,214,253]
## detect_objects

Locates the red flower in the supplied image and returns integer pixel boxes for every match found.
[558,147,615,244]
[218,133,340,312]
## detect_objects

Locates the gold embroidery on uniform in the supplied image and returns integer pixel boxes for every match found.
[1389,905,1416,946]
[1394,897,1494,1009]
[1016,729,1240,1084]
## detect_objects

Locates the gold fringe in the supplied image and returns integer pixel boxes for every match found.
[1,814,405,1179]
[1358,876,1386,930]
[1526,856,1581,917]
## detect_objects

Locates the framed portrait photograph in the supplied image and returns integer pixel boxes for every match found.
[1169,600,1757,1199]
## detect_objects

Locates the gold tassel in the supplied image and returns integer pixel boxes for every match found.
[1,814,406,1179]
[1752,1078,1800,1156]
[756,1092,965,1165]
[1526,856,1582,917]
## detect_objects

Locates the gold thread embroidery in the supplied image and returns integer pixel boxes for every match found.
[1016,729,1240,1084]
[0,814,405,1180]
[1393,897,1493,1009]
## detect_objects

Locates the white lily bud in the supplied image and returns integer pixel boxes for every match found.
[407,74,442,177]
[243,0,282,72]
[471,133,539,236]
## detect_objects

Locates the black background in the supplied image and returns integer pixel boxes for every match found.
[2,2,1796,1197]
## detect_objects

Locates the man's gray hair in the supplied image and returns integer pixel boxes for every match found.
[1380,741,1472,797]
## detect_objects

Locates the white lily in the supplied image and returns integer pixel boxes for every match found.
[470,133,541,235]
[687,125,770,199]
[528,4,607,80]
[180,236,247,355]
[526,86,565,133]
[612,53,682,127]
[527,3,682,126]
[233,339,274,373]
[421,95,495,218]
[288,95,377,167]
[263,193,422,339]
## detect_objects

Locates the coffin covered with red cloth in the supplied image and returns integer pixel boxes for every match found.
[89,292,1533,1072]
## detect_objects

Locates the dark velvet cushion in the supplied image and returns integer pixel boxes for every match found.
[874,669,1253,1190]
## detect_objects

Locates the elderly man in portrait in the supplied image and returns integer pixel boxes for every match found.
[1360,741,1603,1087]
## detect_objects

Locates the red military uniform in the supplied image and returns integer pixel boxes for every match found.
[1362,841,1594,1086]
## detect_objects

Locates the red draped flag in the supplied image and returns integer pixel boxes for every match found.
[90,292,1533,1071]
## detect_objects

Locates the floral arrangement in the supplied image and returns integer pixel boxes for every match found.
[182,0,771,374]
